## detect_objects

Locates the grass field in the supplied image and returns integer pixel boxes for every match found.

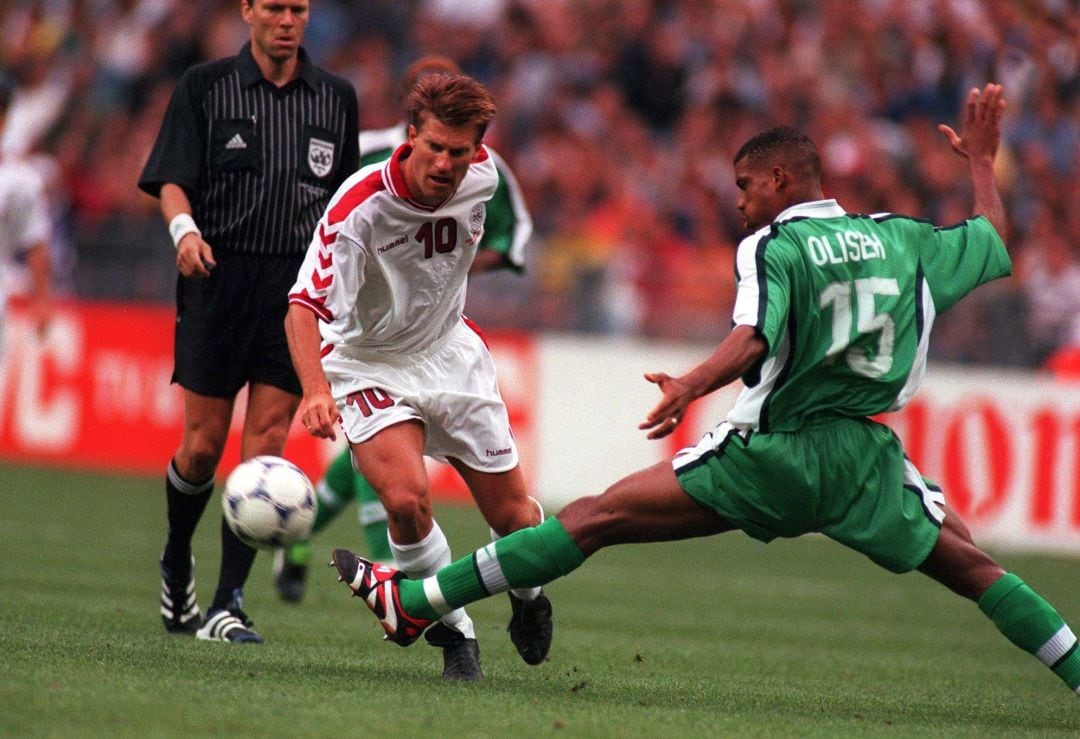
[2,462,1078,738]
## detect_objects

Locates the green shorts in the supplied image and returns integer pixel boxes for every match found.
[673,416,943,573]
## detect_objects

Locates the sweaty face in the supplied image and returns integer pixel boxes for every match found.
[733,156,786,232]
[403,115,481,207]
[243,0,308,63]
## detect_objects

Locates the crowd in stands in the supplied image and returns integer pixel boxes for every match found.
[2,0,1079,369]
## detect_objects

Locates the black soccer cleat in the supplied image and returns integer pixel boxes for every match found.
[160,555,200,635]
[196,605,264,644]
[507,591,554,665]
[272,547,308,603]
[424,622,483,682]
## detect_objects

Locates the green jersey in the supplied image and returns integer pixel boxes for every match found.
[358,124,530,272]
[727,199,1010,432]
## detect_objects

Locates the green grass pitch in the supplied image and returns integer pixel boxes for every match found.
[1,462,1078,737]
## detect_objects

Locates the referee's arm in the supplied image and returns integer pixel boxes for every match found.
[160,183,215,278]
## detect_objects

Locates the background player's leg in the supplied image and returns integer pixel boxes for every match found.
[275,447,362,602]
[354,471,392,563]
[918,505,1080,695]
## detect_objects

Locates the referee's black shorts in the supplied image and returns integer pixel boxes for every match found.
[172,250,303,398]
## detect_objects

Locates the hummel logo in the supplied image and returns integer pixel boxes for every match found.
[225,133,247,150]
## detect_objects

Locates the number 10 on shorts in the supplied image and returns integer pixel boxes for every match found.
[346,388,394,417]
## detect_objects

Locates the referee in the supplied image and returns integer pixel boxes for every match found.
[138,0,358,644]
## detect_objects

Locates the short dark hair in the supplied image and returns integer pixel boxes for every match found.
[734,126,821,180]
[406,73,496,143]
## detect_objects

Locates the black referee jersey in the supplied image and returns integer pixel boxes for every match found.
[139,42,359,256]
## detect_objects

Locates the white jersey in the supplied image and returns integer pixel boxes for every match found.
[0,156,50,317]
[289,143,499,358]
[360,123,530,271]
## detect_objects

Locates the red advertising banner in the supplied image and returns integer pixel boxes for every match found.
[0,301,537,496]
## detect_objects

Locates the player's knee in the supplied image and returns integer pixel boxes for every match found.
[245,423,290,457]
[379,482,430,524]
[486,496,542,536]
[176,439,224,481]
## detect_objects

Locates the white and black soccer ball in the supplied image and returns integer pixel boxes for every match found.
[222,455,316,549]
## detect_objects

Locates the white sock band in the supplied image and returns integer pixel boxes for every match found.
[488,498,543,601]
[167,461,214,496]
[1036,624,1077,667]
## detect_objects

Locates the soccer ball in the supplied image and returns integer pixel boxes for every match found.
[222,456,316,549]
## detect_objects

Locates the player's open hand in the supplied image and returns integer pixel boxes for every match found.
[301,389,339,441]
[639,372,693,440]
[937,83,1004,162]
[176,233,217,278]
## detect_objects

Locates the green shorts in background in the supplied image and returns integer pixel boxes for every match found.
[673,416,944,573]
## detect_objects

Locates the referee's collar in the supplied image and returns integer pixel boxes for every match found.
[237,41,317,90]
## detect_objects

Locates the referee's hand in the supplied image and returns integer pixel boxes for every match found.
[176,234,217,278]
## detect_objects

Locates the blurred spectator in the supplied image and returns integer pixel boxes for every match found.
[2,0,1079,369]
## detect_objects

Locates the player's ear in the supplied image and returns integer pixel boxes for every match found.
[772,165,788,190]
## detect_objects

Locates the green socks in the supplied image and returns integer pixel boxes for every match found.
[286,450,392,565]
[354,473,392,563]
[399,517,585,619]
[978,572,1080,693]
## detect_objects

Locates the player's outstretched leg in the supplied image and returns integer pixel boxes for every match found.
[332,518,585,654]
[978,573,1080,695]
[921,506,1080,695]
[331,549,434,646]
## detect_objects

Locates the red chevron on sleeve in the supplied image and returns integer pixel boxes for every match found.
[311,269,332,291]
[318,250,332,270]
[318,223,335,247]
[288,290,333,322]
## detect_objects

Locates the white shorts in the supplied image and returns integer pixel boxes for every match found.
[322,319,519,473]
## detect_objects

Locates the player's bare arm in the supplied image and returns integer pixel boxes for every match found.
[284,303,339,440]
[639,325,767,440]
[936,83,1008,240]
[25,241,52,336]
[468,248,503,274]
[160,183,217,278]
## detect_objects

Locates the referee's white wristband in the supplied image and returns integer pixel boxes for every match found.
[169,213,201,249]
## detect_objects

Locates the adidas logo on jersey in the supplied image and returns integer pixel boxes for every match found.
[225,134,247,150]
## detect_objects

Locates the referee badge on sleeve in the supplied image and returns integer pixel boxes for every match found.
[307,137,335,178]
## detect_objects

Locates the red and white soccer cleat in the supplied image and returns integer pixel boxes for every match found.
[330,548,433,646]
